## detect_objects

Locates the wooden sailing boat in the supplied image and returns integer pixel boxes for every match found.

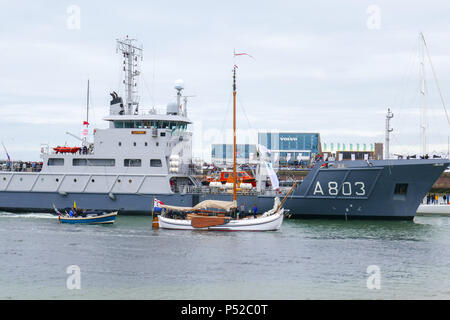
[157,64,294,231]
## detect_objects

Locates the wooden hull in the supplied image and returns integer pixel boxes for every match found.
[59,211,118,224]
[158,210,284,231]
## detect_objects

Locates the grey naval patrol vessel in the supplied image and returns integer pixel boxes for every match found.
[0,37,448,220]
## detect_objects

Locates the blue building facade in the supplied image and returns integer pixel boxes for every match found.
[211,144,257,164]
[258,132,321,164]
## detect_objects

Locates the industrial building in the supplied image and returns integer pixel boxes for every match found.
[258,132,321,165]
[211,132,322,166]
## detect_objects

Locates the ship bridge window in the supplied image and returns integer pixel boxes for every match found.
[393,183,408,201]
[150,159,162,167]
[114,121,124,128]
[73,159,115,166]
[48,158,64,166]
[124,121,134,128]
[124,159,141,167]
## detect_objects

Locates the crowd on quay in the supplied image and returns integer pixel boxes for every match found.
[425,193,449,205]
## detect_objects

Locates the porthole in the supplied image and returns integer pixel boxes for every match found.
[117,179,121,183]
[56,178,59,182]
[19,177,23,181]
[91,179,95,183]
[133,142,136,146]
[74,178,77,182]
[3,177,6,181]
[118,142,122,146]
[145,142,148,147]
[129,179,132,184]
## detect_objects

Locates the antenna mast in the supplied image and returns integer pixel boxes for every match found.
[385,108,394,159]
[116,36,143,115]
[86,79,90,124]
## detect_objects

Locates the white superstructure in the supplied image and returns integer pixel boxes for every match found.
[0,37,195,196]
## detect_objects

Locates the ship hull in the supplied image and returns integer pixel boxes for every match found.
[0,159,448,220]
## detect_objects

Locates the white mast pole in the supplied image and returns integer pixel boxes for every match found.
[385,108,393,159]
[420,32,427,156]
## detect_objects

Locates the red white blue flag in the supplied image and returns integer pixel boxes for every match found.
[153,198,165,208]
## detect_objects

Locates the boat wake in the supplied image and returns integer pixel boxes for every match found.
[0,212,57,219]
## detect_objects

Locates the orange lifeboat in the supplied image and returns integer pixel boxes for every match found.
[53,146,81,154]
[205,170,256,187]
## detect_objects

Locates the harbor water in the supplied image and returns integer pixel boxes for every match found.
[1,212,450,299]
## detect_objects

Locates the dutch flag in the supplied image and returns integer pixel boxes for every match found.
[153,199,165,212]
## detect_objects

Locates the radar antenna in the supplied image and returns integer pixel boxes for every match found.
[116,36,143,115]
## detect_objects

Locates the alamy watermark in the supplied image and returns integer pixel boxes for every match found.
[66,265,81,290]
[66,5,81,30]
[366,5,381,30]
[366,265,381,290]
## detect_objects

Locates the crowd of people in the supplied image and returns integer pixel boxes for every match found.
[425,193,449,204]
[0,161,43,172]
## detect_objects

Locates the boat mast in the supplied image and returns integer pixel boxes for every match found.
[232,66,237,202]
[86,79,90,124]
[81,79,90,147]
[419,32,427,156]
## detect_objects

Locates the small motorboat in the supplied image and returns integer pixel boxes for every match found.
[53,204,118,224]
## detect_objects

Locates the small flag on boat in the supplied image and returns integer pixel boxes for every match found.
[73,201,77,209]
[153,199,165,208]
[1,142,11,166]
[153,199,165,213]
[233,50,254,59]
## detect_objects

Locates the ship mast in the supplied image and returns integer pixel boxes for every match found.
[419,32,428,156]
[385,108,393,159]
[232,66,237,202]
[116,36,143,115]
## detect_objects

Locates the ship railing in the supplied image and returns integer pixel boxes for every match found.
[41,148,95,155]
[0,161,43,172]
[176,184,263,196]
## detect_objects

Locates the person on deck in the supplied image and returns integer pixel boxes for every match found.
[253,204,258,218]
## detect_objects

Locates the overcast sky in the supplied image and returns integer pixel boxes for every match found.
[1,0,450,161]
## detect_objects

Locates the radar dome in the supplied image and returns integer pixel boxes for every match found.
[174,79,184,91]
